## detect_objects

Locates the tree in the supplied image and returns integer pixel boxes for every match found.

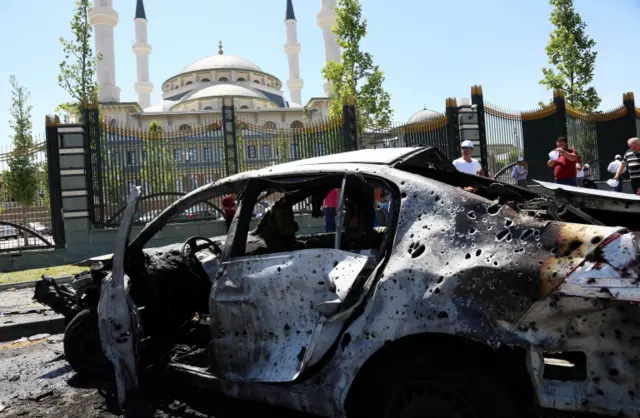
[57,0,99,115]
[140,121,176,195]
[5,75,39,245]
[322,0,393,130]
[540,0,600,112]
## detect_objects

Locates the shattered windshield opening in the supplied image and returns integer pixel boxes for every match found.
[227,174,394,261]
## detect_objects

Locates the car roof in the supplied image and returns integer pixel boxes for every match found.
[273,147,427,167]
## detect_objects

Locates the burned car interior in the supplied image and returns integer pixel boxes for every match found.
[54,172,397,380]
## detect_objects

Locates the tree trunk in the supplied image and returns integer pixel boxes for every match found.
[22,206,28,247]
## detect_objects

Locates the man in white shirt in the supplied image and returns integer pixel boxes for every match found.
[453,140,484,176]
[608,154,624,192]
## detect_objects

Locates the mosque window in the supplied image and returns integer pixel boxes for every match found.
[204,106,213,110]
[201,78,210,82]
[110,118,117,128]
[185,81,193,85]
[262,145,271,159]
[290,120,304,129]
[263,121,276,129]
[253,80,261,84]
[247,145,257,159]
[218,77,229,82]
[179,124,191,132]
[237,77,246,82]
[240,105,249,109]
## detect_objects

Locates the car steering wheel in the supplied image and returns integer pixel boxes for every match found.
[181,236,222,261]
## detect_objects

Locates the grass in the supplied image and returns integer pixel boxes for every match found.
[0,264,87,286]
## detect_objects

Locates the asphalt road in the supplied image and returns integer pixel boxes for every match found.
[0,335,319,418]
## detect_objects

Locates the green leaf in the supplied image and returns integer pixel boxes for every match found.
[540,0,601,112]
[57,0,99,114]
[321,0,394,131]
[5,75,40,209]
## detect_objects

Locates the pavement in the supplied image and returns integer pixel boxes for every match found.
[0,334,317,418]
[0,287,65,343]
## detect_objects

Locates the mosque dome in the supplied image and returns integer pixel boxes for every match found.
[180,54,263,74]
[407,108,441,124]
[184,84,266,101]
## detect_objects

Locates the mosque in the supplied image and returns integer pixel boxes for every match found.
[89,0,346,131]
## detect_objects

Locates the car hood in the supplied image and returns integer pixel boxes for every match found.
[534,180,640,213]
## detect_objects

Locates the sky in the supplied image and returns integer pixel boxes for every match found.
[0,0,639,147]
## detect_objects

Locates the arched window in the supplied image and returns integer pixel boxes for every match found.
[203,106,213,110]
[110,118,118,128]
[237,77,246,82]
[179,124,191,132]
[290,120,304,129]
[218,77,229,82]
[240,105,249,109]
[185,81,193,85]
[201,78,210,82]
[253,80,260,84]
[263,121,277,129]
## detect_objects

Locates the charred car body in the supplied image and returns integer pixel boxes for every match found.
[35,147,640,417]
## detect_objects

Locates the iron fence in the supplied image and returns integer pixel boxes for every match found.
[360,113,450,157]
[90,115,347,226]
[0,136,55,252]
[484,103,525,183]
[566,108,600,181]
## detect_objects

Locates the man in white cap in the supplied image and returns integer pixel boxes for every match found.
[614,137,640,194]
[511,157,528,187]
[453,140,484,176]
[607,154,624,192]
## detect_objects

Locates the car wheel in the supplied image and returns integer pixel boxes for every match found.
[358,356,525,418]
[63,308,112,377]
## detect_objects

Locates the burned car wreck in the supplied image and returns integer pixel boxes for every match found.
[35,147,640,417]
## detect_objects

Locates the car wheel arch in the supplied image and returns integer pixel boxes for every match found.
[343,331,535,417]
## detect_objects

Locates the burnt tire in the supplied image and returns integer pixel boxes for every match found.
[63,308,112,377]
[355,355,525,418]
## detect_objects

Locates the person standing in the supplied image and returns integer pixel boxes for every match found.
[221,195,236,232]
[614,137,640,194]
[607,154,624,192]
[511,157,528,187]
[323,188,339,232]
[453,140,484,176]
[547,137,579,186]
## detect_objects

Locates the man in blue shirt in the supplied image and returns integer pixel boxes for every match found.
[511,157,528,187]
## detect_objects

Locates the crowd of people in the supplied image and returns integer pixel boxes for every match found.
[220,136,640,236]
[448,136,640,194]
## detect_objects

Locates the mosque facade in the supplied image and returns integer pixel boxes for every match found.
[89,0,342,131]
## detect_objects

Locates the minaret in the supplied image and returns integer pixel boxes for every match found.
[284,0,303,105]
[88,0,120,102]
[317,0,341,96]
[132,0,152,109]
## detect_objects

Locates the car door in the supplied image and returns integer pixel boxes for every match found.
[209,178,375,383]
